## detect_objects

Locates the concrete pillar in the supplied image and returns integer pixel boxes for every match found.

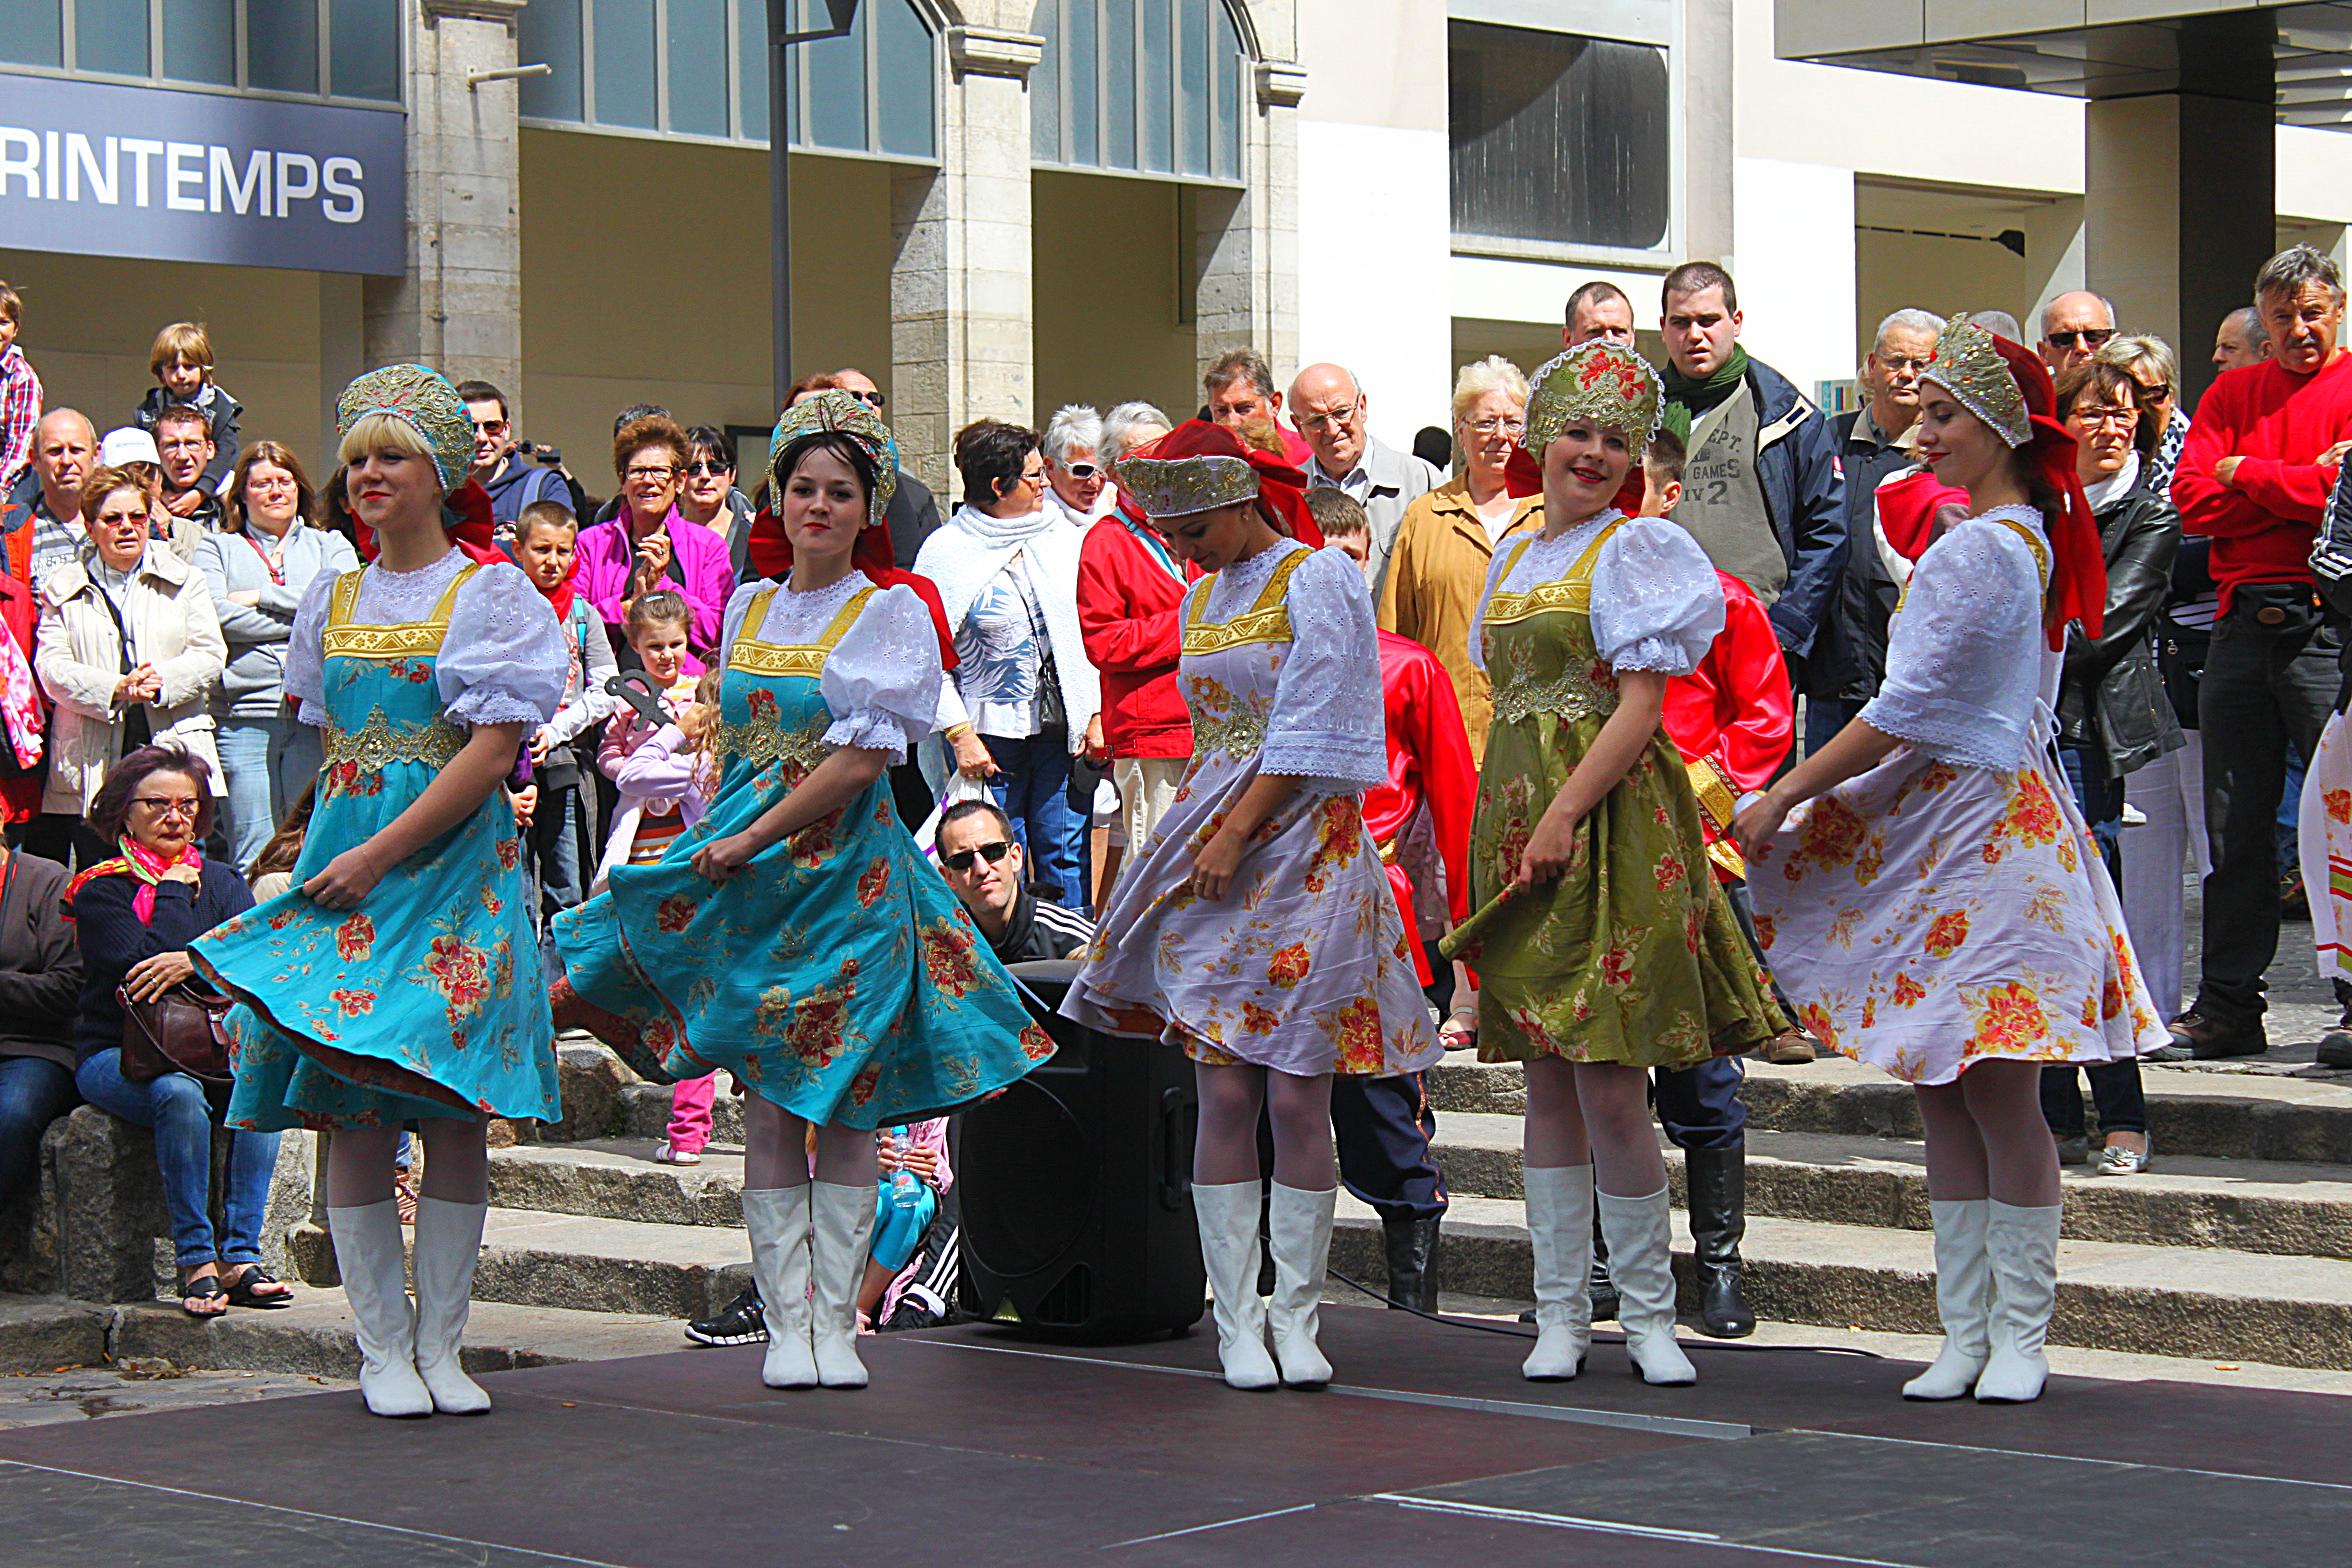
[363,1,527,400]
[1681,0,1735,266]
[890,24,1042,497]
[2085,15,2273,402]
[1192,57,1305,388]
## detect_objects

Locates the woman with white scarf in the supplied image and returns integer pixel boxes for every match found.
[917,420,1104,912]
[1039,404,1118,533]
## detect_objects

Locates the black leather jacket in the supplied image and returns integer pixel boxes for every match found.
[2059,464,2187,778]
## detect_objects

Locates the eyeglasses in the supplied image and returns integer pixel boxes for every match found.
[473,419,509,437]
[1297,405,1360,432]
[1464,417,1525,437]
[1874,356,1934,375]
[2070,405,2138,429]
[684,459,733,477]
[1060,462,1101,480]
[940,840,1012,873]
[2045,328,2116,351]
[848,389,886,409]
[625,464,679,482]
[133,797,201,821]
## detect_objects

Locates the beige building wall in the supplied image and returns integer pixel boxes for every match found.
[1031,172,1202,432]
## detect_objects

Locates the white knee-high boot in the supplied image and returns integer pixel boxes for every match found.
[1975,1200,2062,1404]
[1596,1187,1696,1386]
[1267,1183,1336,1388]
[741,1186,817,1389]
[327,1200,432,1418]
[1190,1180,1278,1390]
[1522,1165,1595,1380]
[1902,1199,1991,1401]
[410,1197,492,1414]
[809,1180,874,1389]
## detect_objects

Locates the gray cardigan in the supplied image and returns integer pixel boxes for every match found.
[194,522,360,719]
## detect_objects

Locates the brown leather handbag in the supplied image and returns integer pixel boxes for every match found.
[118,983,236,1113]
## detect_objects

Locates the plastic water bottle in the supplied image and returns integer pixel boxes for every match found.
[888,1131,922,1210]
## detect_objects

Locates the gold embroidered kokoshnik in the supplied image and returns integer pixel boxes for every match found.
[321,561,484,659]
[1181,549,1310,656]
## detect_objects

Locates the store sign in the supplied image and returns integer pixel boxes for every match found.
[0,73,404,276]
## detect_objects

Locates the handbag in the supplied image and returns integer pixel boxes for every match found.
[118,982,235,1115]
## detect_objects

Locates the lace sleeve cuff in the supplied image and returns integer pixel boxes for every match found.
[821,710,915,767]
[1260,732,1388,788]
[1857,687,2026,769]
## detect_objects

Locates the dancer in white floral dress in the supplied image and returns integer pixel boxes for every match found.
[1734,320,2167,1406]
[1064,419,1440,1392]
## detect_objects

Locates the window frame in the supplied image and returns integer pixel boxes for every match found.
[1031,0,1251,189]
[0,0,405,108]
[1445,10,1685,268]
[515,0,942,166]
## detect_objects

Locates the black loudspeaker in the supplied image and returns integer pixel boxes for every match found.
[957,959,1205,1342]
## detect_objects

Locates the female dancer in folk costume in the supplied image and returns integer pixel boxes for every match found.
[190,365,569,1419]
[1442,343,1785,1389]
[551,392,1053,1392]
[1733,320,2166,1405]
[1063,420,1440,1392]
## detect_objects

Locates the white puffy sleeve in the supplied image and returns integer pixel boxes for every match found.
[1465,539,1524,676]
[719,578,773,663]
[819,584,943,764]
[1262,546,1388,789]
[1588,517,1725,676]
[283,567,346,728]
[438,562,569,729]
[1858,520,2045,768]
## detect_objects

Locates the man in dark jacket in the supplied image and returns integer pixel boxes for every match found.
[936,800,1097,963]
[459,380,570,531]
[1806,309,1944,751]
[0,846,83,1208]
[1659,263,1846,667]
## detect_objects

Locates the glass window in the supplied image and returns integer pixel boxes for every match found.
[1177,0,1208,176]
[1138,0,1171,174]
[74,0,148,76]
[800,0,866,151]
[667,0,729,136]
[1212,0,1240,180]
[329,0,401,102]
[1031,0,1060,161]
[1066,0,1097,168]
[736,0,764,140]
[162,0,236,86]
[0,0,65,69]
[873,0,933,159]
[594,0,659,129]
[248,0,321,95]
[1037,0,1240,181]
[1449,23,1670,251]
[1102,0,1135,170]
[520,0,584,119]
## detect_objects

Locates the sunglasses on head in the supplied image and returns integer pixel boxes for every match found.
[940,840,1012,873]
[2045,328,2115,351]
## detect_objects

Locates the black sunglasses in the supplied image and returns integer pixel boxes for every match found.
[2044,328,2115,351]
[684,458,732,476]
[940,840,1012,873]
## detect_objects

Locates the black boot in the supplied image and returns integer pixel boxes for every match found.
[1686,1145,1755,1338]
[1587,1210,1620,1322]
[1382,1216,1442,1311]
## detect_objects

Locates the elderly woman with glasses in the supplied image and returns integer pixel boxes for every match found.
[2094,334,2189,491]
[575,413,735,674]
[1039,404,1115,531]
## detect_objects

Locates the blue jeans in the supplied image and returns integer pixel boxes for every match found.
[217,714,323,873]
[984,729,1090,913]
[74,1048,280,1267]
[1804,695,1864,759]
[0,1055,77,1209]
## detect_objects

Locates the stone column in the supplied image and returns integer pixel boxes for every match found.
[890,24,1042,497]
[1193,56,1305,386]
[1681,0,1735,266]
[2085,14,2274,403]
[363,0,527,400]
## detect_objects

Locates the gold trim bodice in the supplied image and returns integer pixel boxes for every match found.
[1485,522,1626,727]
[320,562,478,775]
[713,582,875,772]
[1181,548,1311,657]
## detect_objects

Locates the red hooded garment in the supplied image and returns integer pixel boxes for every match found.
[1133,420,1324,548]
[1663,570,1792,884]
[1363,630,1478,984]
[1988,334,2106,648]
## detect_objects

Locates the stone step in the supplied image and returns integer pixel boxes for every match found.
[1426,1115,2352,1260]
[474,1208,752,1321]
[1329,1193,2352,1372]
[1425,1054,2352,1164]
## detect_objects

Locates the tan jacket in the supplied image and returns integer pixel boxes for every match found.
[1375,476,1542,759]
[35,546,226,814]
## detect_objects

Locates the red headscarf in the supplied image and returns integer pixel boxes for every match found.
[1988,333,2105,648]
[354,478,508,569]
[1131,420,1323,547]
[746,502,958,673]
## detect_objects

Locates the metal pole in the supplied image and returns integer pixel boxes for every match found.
[769,0,794,413]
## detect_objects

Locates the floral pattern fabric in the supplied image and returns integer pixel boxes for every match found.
[1062,545,1440,1077]
[191,564,561,1130]
[551,582,1052,1129]
[1442,524,1785,1068]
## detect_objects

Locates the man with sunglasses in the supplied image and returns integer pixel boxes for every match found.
[2037,292,2118,382]
[936,799,1098,965]
[458,379,567,530]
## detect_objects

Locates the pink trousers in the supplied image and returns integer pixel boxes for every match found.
[666,1073,716,1153]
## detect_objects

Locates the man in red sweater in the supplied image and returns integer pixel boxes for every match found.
[2169,243,2352,1059]
[1075,404,1185,894]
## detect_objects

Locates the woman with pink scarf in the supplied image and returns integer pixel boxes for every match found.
[573,414,734,672]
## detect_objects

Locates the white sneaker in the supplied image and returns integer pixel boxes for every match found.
[653,1140,702,1166]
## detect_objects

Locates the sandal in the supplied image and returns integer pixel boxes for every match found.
[222,1262,295,1309]
[179,1270,228,1318]
[1438,1006,1478,1052]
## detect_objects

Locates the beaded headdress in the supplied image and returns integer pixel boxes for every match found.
[1110,453,1260,519]
[1920,316,2030,448]
[767,389,900,520]
[1523,343,1665,452]
[336,364,475,491]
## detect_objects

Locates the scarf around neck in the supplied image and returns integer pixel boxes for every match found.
[115,834,201,924]
[1661,344,1750,442]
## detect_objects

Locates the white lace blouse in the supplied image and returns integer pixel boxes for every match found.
[1467,510,1725,677]
[1191,539,1387,789]
[1857,503,2050,770]
[284,549,568,730]
[719,574,943,766]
